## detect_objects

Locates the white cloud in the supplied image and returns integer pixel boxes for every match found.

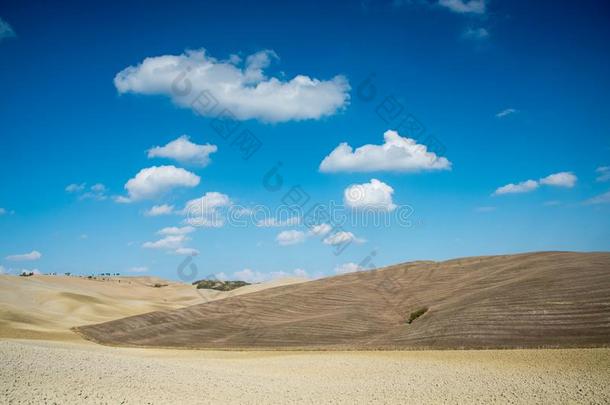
[292,268,309,278]
[0,208,5,215]
[174,247,200,256]
[309,223,332,236]
[147,135,217,167]
[6,250,42,261]
[585,191,610,205]
[66,183,86,193]
[438,0,486,14]
[184,192,232,227]
[114,49,350,123]
[118,165,200,202]
[144,204,175,216]
[344,179,397,211]
[496,108,518,118]
[128,266,148,273]
[493,179,539,195]
[539,172,577,188]
[462,27,489,40]
[234,268,268,283]
[319,130,451,173]
[81,183,108,201]
[0,265,5,274]
[184,192,231,213]
[157,226,195,236]
[276,230,306,246]
[232,268,308,283]
[142,235,188,250]
[334,262,364,274]
[0,18,16,41]
[494,171,578,196]
[91,183,106,193]
[79,234,88,239]
[66,183,107,200]
[323,231,365,246]
[256,216,300,227]
[595,166,610,183]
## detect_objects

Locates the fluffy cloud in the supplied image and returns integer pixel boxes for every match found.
[144,204,175,216]
[496,108,518,118]
[494,172,578,196]
[118,165,200,202]
[81,183,108,200]
[256,216,300,227]
[157,226,195,236]
[232,268,309,283]
[493,180,539,195]
[344,179,397,211]
[184,192,232,227]
[114,49,350,123]
[0,18,16,41]
[276,230,306,246]
[323,231,364,246]
[141,232,199,255]
[65,183,86,193]
[585,191,610,205]
[539,172,577,188]
[334,262,364,274]
[438,0,486,14]
[595,166,610,183]
[319,130,451,173]
[174,247,200,256]
[6,250,42,261]
[66,183,108,200]
[147,135,217,167]
[128,266,148,273]
[233,268,268,283]
[462,27,489,40]
[142,235,188,250]
[309,223,332,236]
[292,268,309,278]
[184,192,231,213]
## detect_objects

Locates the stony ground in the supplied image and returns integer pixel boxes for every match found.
[2,339,609,404]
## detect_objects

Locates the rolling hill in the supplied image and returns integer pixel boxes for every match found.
[75,252,610,350]
[0,274,305,341]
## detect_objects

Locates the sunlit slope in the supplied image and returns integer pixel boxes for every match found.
[76,252,610,349]
[0,274,305,341]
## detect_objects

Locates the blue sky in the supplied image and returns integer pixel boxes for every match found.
[1,0,609,281]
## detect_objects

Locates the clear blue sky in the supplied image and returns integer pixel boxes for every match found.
[1,0,609,281]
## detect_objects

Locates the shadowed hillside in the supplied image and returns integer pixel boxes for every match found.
[76,252,610,350]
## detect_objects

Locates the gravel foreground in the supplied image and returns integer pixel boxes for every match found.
[2,339,609,404]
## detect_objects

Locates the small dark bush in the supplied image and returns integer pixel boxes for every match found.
[406,307,428,324]
[153,283,168,288]
[193,280,250,291]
